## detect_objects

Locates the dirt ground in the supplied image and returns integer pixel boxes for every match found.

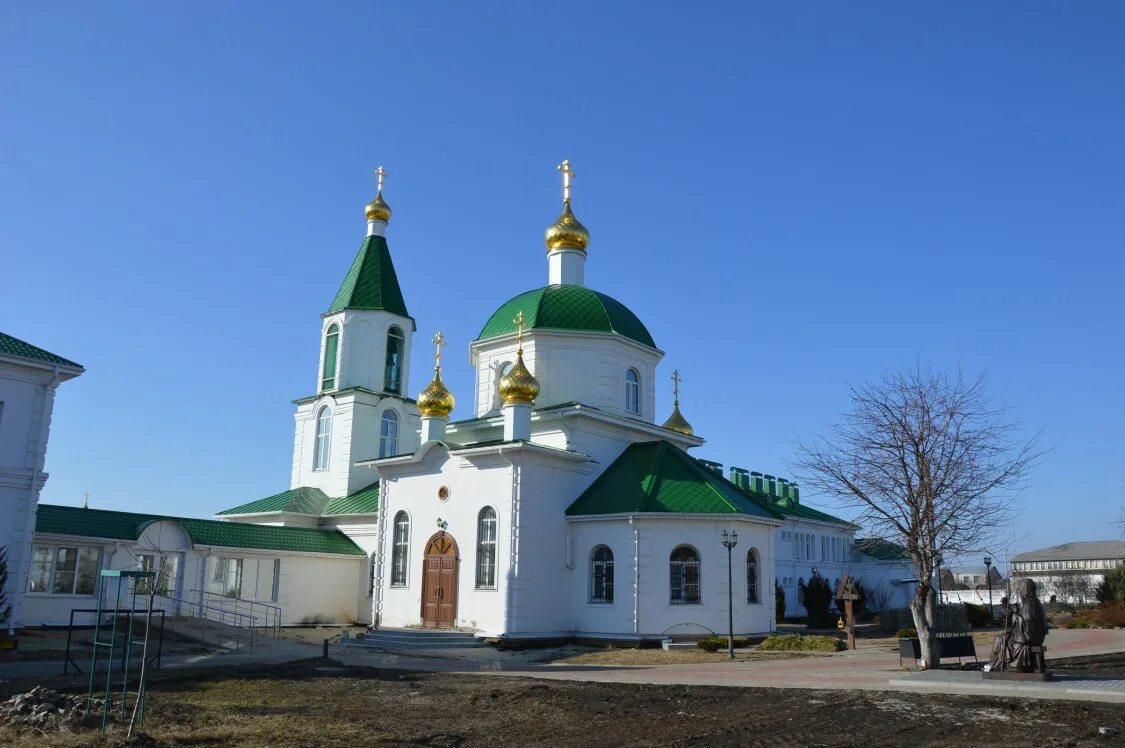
[2,658,1124,748]
[552,647,814,665]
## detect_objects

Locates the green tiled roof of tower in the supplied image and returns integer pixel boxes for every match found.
[0,332,83,369]
[566,441,783,518]
[327,235,410,317]
[478,286,656,348]
[36,504,364,556]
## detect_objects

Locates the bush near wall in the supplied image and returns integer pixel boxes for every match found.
[963,603,990,628]
[1095,566,1125,605]
[1062,603,1125,629]
[696,636,753,652]
[775,582,786,623]
[759,634,846,653]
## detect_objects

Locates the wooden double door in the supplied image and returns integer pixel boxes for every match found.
[421,532,459,629]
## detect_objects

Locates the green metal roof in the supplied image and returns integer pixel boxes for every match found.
[327,235,410,317]
[216,484,380,517]
[323,484,380,515]
[0,332,82,369]
[853,537,911,561]
[35,504,365,556]
[769,498,853,526]
[478,286,656,348]
[566,441,783,518]
[215,487,331,516]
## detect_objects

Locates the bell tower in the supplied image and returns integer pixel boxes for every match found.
[290,168,421,498]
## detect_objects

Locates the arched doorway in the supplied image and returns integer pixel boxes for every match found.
[421,531,459,629]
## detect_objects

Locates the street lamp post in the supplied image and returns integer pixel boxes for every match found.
[984,555,994,622]
[720,530,739,660]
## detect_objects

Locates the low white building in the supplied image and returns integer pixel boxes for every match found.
[1011,541,1125,604]
[0,332,83,635]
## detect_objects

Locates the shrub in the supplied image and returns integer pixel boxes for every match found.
[759,634,846,652]
[0,546,10,625]
[775,581,786,622]
[1064,603,1125,629]
[1095,566,1125,605]
[696,635,752,653]
[894,628,917,639]
[963,603,990,628]
[801,568,836,629]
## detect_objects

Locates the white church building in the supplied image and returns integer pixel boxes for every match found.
[18,164,916,641]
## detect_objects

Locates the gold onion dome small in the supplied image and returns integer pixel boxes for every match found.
[662,402,694,436]
[498,352,540,404]
[417,370,455,418]
[365,192,392,223]
[544,202,589,252]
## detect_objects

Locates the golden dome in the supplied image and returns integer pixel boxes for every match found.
[417,369,455,418]
[662,401,694,436]
[498,351,540,405]
[365,192,392,223]
[544,202,589,253]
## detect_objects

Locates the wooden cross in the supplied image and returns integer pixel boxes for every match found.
[431,331,446,370]
[671,369,682,402]
[513,310,528,349]
[557,159,575,203]
[375,165,387,194]
[835,575,860,650]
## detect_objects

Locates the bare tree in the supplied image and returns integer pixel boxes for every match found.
[866,582,891,616]
[1048,573,1094,605]
[795,367,1040,668]
[127,545,174,738]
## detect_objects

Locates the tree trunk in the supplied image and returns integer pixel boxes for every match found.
[910,587,940,668]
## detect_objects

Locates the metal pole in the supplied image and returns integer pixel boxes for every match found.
[727,542,734,659]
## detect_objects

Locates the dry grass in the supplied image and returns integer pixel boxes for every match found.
[551,647,811,665]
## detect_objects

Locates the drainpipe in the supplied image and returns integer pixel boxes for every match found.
[630,515,640,638]
[499,448,520,637]
[372,476,389,628]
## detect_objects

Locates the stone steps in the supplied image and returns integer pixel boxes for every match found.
[346,628,486,651]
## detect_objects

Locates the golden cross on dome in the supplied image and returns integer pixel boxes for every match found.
[431,331,446,370]
[671,369,682,402]
[557,159,575,204]
[375,165,387,194]
[513,310,528,349]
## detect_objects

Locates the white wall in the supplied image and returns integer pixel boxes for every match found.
[470,330,661,421]
[0,356,80,632]
[569,517,776,638]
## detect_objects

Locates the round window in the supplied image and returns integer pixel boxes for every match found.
[438,486,450,502]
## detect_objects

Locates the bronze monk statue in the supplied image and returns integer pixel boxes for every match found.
[985,577,1048,674]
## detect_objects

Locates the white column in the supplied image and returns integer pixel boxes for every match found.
[547,249,585,286]
[502,402,532,441]
[367,219,387,238]
[420,415,448,443]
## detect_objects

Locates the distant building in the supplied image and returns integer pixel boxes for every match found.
[1011,541,1125,604]
[948,566,1004,590]
[0,332,83,634]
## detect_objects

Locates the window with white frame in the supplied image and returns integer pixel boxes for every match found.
[27,545,100,595]
[210,557,243,598]
[624,368,640,414]
[391,511,409,586]
[670,545,701,604]
[321,324,340,391]
[746,547,760,603]
[590,545,614,603]
[384,326,405,394]
[797,576,806,605]
[136,554,178,596]
[313,405,332,471]
[379,410,399,458]
[476,507,498,589]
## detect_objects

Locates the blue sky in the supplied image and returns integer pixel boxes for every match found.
[2,2,1123,567]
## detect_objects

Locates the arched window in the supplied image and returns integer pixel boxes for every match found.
[746,547,760,603]
[378,410,399,458]
[313,406,332,471]
[669,545,701,604]
[590,545,614,603]
[624,368,640,414]
[384,326,405,394]
[390,511,409,587]
[476,507,498,589]
[321,324,340,392]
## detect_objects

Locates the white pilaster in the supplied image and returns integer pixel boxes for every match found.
[548,249,585,286]
[420,415,448,443]
[502,402,532,441]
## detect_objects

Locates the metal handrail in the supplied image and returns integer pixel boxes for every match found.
[152,593,260,652]
[190,589,282,637]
